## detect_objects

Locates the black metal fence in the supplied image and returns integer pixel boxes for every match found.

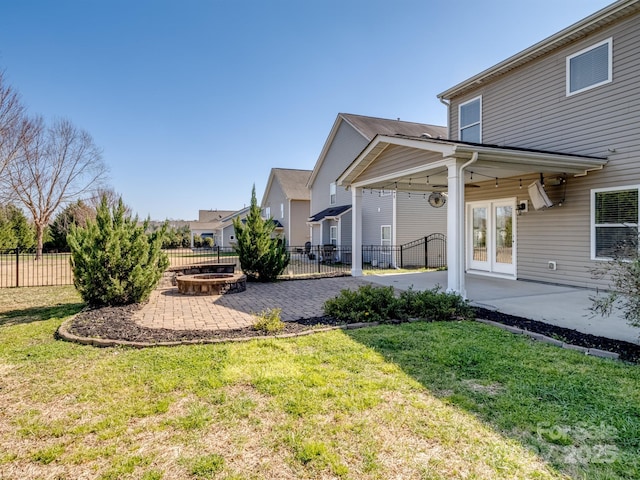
[0,248,74,288]
[0,236,447,288]
[363,234,447,270]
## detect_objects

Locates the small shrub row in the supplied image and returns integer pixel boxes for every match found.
[323,284,474,323]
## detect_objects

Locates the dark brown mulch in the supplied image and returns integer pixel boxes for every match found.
[474,307,640,363]
[66,304,640,362]
[67,305,345,343]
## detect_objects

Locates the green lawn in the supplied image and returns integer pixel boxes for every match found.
[0,286,638,479]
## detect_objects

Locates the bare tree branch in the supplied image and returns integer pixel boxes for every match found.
[6,116,108,258]
[0,72,29,201]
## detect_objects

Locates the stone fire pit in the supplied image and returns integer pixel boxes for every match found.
[176,272,247,295]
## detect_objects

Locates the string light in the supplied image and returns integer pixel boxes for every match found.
[470,171,473,180]
[495,178,499,188]
[519,179,522,189]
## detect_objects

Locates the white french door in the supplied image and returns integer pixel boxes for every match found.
[467,198,516,276]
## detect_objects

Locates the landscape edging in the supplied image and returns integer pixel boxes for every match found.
[474,318,620,359]
[57,315,621,359]
[56,316,380,349]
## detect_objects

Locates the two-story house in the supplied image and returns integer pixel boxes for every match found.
[261,168,312,246]
[308,113,447,265]
[339,0,637,295]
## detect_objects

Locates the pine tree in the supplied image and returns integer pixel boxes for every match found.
[233,185,289,282]
[68,195,169,307]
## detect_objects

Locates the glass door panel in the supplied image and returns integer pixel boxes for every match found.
[494,205,513,266]
[467,200,516,276]
[473,208,487,261]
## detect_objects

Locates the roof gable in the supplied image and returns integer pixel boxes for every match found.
[307,113,446,188]
[262,168,312,206]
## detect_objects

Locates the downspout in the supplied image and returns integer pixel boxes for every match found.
[456,151,479,298]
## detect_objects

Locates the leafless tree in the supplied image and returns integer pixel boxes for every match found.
[87,187,132,216]
[6,116,108,258]
[0,72,28,198]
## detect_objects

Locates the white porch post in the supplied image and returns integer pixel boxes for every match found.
[446,159,466,297]
[351,187,363,276]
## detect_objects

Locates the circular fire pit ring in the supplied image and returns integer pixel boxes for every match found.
[176,272,247,295]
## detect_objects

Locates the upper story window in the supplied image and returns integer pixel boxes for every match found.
[330,182,336,205]
[264,206,271,218]
[459,96,482,143]
[280,203,284,219]
[592,186,639,260]
[567,38,612,96]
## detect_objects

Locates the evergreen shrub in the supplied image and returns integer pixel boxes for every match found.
[68,196,169,307]
[233,185,289,282]
[323,285,474,323]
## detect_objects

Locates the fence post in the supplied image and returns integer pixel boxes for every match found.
[216,245,220,263]
[317,245,321,273]
[400,245,404,269]
[424,236,428,269]
[15,247,19,288]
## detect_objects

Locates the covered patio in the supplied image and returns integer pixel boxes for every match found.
[337,135,607,297]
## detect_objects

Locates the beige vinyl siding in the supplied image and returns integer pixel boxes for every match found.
[289,200,311,246]
[311,225,322,246]
[464,173,603,287]
[263,177,287,219]
[356,145,443,184]
[449,13,640,288]
[362,193,393,245]
[341,210,352,247]
[222,224,236,247]
[310,121,368,215]
[396,193,448,245]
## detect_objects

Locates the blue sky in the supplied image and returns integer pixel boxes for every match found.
[0,0,613,220]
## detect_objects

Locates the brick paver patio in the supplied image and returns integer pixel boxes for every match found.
[133,276,370,331]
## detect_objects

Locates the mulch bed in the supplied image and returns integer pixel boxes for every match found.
[66,304,640,363]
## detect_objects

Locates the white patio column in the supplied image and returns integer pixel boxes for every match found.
[351,186,363,276]
[446,159,466,297]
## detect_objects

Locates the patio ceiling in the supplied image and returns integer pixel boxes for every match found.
[337,135,608,192]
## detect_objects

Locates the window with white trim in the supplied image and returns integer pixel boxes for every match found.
[567,38,612,96]
[329,226,338,245]
[330,183,336,205]
[592,186,639,260]
[264,206,271,218]
[380,189,392,197]
[459,96,481,143]
[381,225,391,246]
[280,203,284,219]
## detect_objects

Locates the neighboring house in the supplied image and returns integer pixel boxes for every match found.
[307,113,447,263]
[188,208,249,247]
[339,0,638,295]
[261,168,312,246]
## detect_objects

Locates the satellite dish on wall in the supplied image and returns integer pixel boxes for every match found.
[428,192,446,208]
